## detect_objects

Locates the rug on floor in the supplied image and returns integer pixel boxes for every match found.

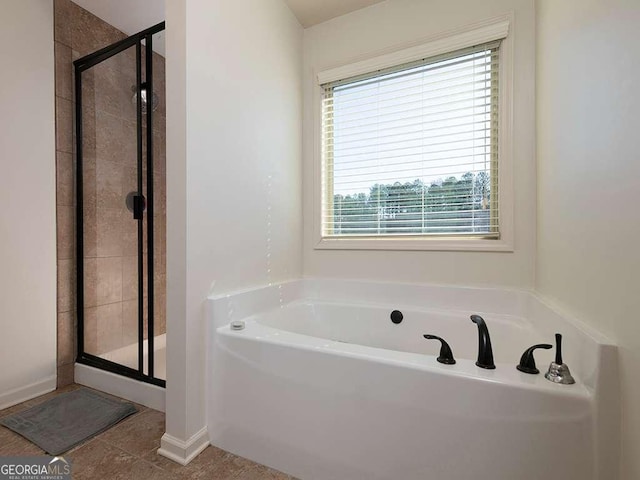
[0,388,137,455]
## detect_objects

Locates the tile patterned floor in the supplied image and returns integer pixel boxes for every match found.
[0,385,294,479]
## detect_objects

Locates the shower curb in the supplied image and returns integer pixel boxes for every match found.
[74,363,165,411]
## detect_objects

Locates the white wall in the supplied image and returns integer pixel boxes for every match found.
[302,0,536,288]
[0,0,57,408]
[536,1,640,478]
[163,0,303,461]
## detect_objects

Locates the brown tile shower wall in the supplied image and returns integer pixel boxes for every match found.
[54,0,166,387]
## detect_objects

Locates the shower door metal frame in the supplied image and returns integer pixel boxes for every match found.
[74,22,166,388]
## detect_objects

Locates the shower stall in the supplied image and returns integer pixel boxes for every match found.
[73,23,166,389]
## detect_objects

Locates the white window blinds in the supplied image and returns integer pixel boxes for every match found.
[321,42,500,238]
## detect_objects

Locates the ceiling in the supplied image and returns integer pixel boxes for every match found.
[71,0,165,55]
[71,0,386,53]
[283,0,386,27]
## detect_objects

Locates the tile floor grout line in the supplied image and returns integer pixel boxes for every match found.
[83,436,142,459]
[135,443,164,460]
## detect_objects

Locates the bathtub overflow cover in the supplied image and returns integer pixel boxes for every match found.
[390,310,403,324]
[230,320,245,331]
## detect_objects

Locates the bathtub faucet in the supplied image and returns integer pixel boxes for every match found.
[470,315,495,369]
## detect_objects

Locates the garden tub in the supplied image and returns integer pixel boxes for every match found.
[207,279,619,480]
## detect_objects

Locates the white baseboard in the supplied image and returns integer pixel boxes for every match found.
[158,427,210,465]
[0,375,57,411]
[74,363,165,412]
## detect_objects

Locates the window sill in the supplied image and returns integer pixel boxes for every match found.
[315,236,514,252]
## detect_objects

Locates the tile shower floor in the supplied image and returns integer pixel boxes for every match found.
[0,385,295,479]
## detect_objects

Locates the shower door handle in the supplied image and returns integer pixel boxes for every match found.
[126,191,146,220]
[132,194,146,220]
[125,191,146,220]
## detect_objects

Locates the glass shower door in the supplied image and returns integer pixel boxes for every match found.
[74,24,165,387]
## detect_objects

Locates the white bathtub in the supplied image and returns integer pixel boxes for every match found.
[207,279,619,480]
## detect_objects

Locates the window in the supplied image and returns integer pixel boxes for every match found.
[315,19,512,251]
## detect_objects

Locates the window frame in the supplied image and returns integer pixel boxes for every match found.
[312,16,514,252]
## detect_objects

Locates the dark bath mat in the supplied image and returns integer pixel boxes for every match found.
[0,387,137,455]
